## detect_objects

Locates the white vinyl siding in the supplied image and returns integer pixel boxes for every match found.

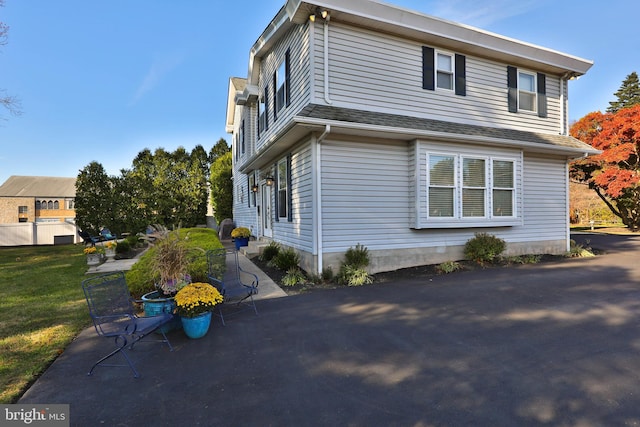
[272,143,314,253]
[321,139,410,251]
[321,138,567,256]
[256,24,311,153]
[314,22,561,135]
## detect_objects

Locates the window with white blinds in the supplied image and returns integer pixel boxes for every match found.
[427,153,515,220]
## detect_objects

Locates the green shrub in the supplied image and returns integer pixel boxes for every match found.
[337,244,373,286]
[270,247,300,271]
[338,265,373,286]
[321,266,334,282]
[437,260,461,274]
[344,243,369,268]
[125,234,140,248]
[464,233,506,265]
[115,239,131,254]
[260,241,280,262]
[567,239,595,258]
[282,267,306,287]
[125,228,223,298]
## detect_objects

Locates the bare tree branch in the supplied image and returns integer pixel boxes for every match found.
[0,0,23,117]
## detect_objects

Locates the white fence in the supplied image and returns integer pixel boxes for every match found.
[0,222,81,246]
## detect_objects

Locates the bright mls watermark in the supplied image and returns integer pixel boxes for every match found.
[0,405,69,426]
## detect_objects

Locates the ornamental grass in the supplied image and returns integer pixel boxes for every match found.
[174,282,223,318]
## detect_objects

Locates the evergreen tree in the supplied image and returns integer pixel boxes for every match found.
[210,152,233,224]
[209,138,230,164]
[607,71,640,113]
[75,162,114,234]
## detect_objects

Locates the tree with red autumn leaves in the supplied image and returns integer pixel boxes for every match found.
[570,105,640,230]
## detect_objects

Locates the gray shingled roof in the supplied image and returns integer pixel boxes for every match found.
[296,104,596,153]
[0,176,76,197]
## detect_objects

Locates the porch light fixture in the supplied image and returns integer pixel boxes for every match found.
[309,7,329,22]
[265,176,274,186]
[251,184,259,193]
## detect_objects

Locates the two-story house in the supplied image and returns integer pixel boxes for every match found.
[0,176,76,224]
[226,0,596,275]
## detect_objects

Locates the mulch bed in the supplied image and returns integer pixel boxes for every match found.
[249,253,568,296]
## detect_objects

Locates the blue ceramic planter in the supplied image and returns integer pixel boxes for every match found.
[234,237,249,250]
[141,291,182,333]
[181,311,212,339]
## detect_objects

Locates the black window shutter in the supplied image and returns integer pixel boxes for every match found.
[507,66,518,113]
[241,120,245,154]
[455,54,466,96]
[273,163,279,222]
[272,72,278,121]
[422,46,435,91]
[285,49,291,107]
[264,87,269,131]
[537,72,547,118]
[287,154,293,222]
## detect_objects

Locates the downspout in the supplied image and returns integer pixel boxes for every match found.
[323,17,332,105]
[315,124,331,273]
[560,77,566,135]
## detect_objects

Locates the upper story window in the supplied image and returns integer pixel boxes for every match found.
[35,200,41,210]
[518,71,536,112]
[273,49,291,120]
[436,52,454,90]
[507,66,547,118]
[258,96,266,136]
[66,199,75,210]
[18,206,28,214]
[422,46,466,96]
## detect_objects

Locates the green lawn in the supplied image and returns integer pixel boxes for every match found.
[0,244,90,403]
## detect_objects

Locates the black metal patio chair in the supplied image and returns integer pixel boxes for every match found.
[207,248,259,326]
[81,271,174,378]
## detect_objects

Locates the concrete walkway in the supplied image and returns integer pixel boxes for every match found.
[85,241,287,300]
[19,233,640,426]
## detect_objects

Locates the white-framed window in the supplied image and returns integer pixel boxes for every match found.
[274,49,290,117]
[493,160,514,216]
[277,158,288,219]
[518,71,537,112]
[18,206,28,214]
[426,153,516,221]
[436,51,454,90]
[462,157,486,217]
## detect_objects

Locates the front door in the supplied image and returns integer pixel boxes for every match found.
[261,183,273,238]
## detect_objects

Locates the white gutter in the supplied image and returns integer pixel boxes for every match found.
[323,18,333,104]
[314,125,331,273]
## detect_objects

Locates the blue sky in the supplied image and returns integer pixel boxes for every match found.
[1,0,638,185]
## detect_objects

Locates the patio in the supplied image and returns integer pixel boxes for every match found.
[18,233,640,425]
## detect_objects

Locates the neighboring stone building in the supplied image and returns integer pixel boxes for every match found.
[0,176,76,224]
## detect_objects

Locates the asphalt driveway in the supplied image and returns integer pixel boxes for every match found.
[19,233,640,426]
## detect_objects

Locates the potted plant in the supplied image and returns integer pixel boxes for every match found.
[84,246,104,266]
[231,227,251,250]
[141,231,194,332]
[104,240,117,262]
[174,282,224,338]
